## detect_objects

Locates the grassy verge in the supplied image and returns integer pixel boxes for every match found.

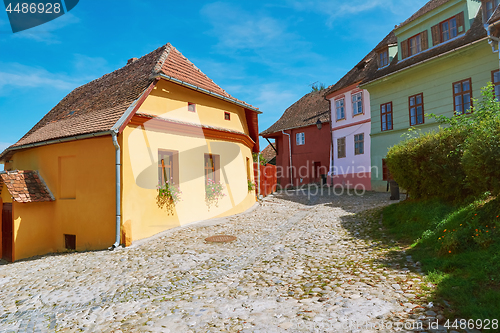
[382,195,500,319]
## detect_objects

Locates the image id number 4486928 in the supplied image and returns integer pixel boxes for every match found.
[5,2,61,14]
[445,319,498,330]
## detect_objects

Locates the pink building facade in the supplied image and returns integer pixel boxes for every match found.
[327,82,372,191]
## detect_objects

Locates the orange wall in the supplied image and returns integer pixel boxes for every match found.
[8,136,116,261]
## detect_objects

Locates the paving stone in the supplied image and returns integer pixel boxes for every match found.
[0,191,451,331]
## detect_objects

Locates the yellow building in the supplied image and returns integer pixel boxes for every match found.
[0,43,260,262]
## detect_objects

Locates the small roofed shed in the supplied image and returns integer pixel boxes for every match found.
[0,171,54,203]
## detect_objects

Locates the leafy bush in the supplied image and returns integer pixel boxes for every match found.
[386,128,470,201]
[247,179,255,192]
[461,86,500,195]
[386,83,500,202]
[156,181,182,214]
[382,197,500,318]
[462,117,500,195]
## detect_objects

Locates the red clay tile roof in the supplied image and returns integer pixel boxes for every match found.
[323,32,396,99]
[0,43,257,161]
[260,90,330,136]
[0,170,54,203]
[363,9,486,85]
[397,0,452,29]
[261,144,276,162]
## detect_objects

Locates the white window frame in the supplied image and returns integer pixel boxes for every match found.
[352,92,363,116]
[296,132,305,145]
[335,98,345,121]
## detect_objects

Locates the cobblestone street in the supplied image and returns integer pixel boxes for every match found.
[0,191,453,332]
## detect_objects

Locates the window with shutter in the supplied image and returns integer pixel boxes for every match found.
[401,39,409,59]
[432,12,465,46]
[431,24,441,45]
[485,1,499,19]
[421,30,429,51]
[456,11,465,34]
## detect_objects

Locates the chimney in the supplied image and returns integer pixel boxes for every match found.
[127,57,138,65]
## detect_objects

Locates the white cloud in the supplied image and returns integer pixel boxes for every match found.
[11,13,80,44]
[0,52,115,94]
[201,2,315,62]
[0,62,78,93]
[0,142,11,152]
[73,54,110,75]
[285,0,429,27]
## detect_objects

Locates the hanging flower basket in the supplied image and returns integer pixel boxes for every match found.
[205,179,225,209]
[248,179,256,192]
[156,181,182,213]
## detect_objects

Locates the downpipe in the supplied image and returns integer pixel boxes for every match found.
[484,23,500,53]
[111,131,121,249]
[281,130,292,186]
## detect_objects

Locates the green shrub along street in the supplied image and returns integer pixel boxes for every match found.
[382,84,500,319]
[386,83,500,201]
[382,197,500,319]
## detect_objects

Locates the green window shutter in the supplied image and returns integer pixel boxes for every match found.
[421,30,429,50]
[431,24,440,46]
[401,39,409,59]
[456,11,465,34]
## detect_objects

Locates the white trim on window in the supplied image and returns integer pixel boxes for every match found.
[296,132,305,145]
[352,92,363,116]
[335,98,345,121]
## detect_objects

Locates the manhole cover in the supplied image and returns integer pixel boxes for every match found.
[205,235,237,243]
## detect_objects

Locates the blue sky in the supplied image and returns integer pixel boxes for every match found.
[0,0,429,164]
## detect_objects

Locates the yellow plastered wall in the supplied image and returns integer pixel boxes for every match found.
[122,82,256,241]
[122,126,256,241]
[139,80,250,135]
[1,183,12,203]
[8,136,116,261]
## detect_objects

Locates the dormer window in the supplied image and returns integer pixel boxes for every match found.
[379,48,389,67]
[431,12,464,46]
[401,31,428,59]
[486,0,500,19]
[441,17,457,42]
[409,34,422,56]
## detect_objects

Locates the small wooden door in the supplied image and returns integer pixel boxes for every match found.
[313,162,321,181]
[2,203,13,262]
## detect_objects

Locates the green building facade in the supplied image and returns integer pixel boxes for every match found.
[361,0,499,192]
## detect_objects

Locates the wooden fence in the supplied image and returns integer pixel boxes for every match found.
[253,163,278,197]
